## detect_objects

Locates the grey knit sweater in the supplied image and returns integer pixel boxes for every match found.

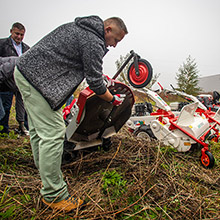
[17,16,108,110]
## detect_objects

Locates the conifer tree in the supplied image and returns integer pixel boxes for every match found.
[176,55,201,95]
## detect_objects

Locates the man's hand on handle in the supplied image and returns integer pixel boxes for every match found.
[110,94,126,106]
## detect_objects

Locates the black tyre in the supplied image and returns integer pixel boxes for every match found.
[200,151,215,168]
[127,59,153,88]
[134,125,155,140]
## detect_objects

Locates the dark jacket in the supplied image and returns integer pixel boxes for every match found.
[17,15,109,110]
[0,36,30,91]
[0,57,18,92]
[0,37,30,57]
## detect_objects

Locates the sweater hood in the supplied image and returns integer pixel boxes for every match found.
[75,16,105,41]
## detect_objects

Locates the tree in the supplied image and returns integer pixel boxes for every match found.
[115,53,159,89]
[176,55,201,95]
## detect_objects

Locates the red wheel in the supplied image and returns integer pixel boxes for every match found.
[200,151,215,168]
[127,59,153,88]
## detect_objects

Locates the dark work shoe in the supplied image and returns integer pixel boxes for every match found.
[42,195,84,212]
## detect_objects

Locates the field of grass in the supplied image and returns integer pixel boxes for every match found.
[0,104,220,219]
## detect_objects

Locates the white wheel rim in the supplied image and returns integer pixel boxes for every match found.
[137,131,150,140]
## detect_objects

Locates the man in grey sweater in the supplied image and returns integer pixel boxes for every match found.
[14,15,128,212]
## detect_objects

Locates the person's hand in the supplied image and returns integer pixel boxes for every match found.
[110,94,126,106]
[103,75,115,87]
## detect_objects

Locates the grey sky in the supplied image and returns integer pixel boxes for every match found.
[1,0,220,89]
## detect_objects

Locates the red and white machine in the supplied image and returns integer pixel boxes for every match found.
[62,51,153,164]
[126,87,219,168]
[166,86,220,139]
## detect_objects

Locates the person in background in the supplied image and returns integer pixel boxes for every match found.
[0,57,28,135]
[14,15,128,212]
[0,22,29,135]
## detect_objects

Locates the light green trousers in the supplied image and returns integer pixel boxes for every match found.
[14,67,69,202]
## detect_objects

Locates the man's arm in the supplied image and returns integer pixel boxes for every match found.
[97,89,113,102]
[81,41,108,95]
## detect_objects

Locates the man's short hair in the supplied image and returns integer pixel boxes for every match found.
[104,17,128,34]
[11,22,26,31]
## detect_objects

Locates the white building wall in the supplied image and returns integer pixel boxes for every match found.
[198,74,220,92]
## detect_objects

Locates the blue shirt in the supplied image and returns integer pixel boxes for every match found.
[11,38,22,56]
